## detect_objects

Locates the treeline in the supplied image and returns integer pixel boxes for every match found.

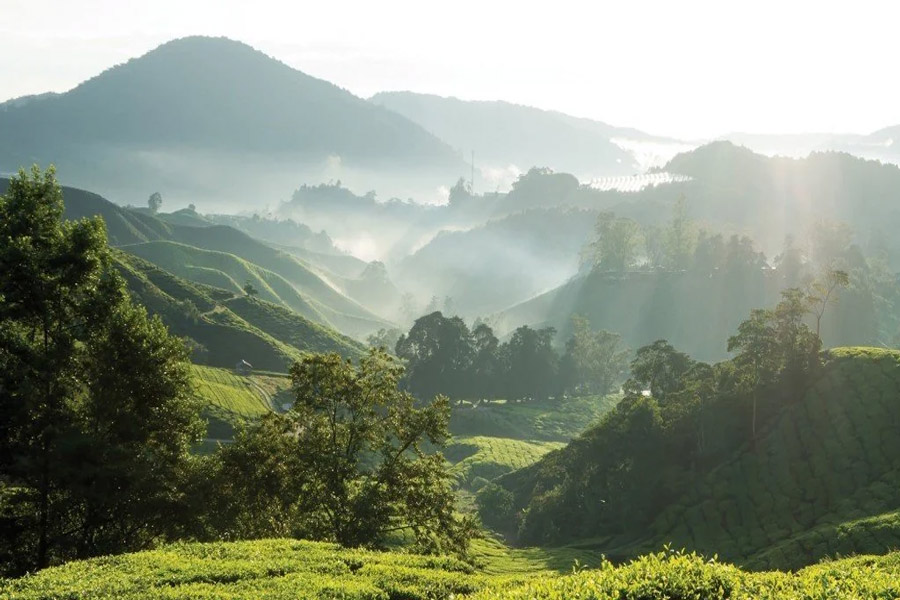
[477,275,849,545]
[385,312,628,403]
[0,168,470,576]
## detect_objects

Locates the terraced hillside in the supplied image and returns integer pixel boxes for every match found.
[450,395,620,442]
[159,224,392,338]
[192,365,292,440]
[498,347,900,569]
[652,347,900,569]
[123,240,327,324]
[446,437,565,487]
[4,176,394,340]
[4,539,899,600]
[114,251,365,372]
[0,176,172,245]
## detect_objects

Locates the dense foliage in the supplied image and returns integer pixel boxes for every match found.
[397,313,626,403]
[472,548,900,600]
[487,285,900,566]
[191,349,476,556]
[4,541,900,600]
[0,167,204,574]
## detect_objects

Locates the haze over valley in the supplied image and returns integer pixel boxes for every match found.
[4,6,900,598]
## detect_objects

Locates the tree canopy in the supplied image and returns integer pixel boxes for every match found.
[0,166,202,575]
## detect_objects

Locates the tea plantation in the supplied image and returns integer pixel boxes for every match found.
[192,365,292,439]
[445,436,565,487]
[651,347,900,569]
[4,540,900,599]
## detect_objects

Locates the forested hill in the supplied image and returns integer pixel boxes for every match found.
[0,37,459,166]
[493,347,900,569]
[0,37,465,206]
[370,91,648,178]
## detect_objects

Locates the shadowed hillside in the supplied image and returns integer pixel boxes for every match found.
[497,348,900,570]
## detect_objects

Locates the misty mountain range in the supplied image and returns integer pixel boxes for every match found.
[2,35,897,211]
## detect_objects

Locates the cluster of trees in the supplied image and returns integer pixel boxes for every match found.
[0,168,202,574]
[0,168,468,576]
[479,276,848,544]
[192,350,475,555]
[392,312,628,403]
[587,196,770,274]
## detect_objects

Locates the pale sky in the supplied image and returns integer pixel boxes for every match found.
[1,0,897,140]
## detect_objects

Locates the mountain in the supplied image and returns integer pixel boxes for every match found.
[659,142,900,256]
[496,347,900,570]
[370,91,673,180]
[721,127,900,166]
[0,37,464,207]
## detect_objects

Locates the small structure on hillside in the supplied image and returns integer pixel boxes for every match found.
[235,359,253,375]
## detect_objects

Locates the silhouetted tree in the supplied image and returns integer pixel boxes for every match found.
[148,191,162,213]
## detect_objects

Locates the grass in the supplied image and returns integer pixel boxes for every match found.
[446,436,565,487]
[469,537,606,575]
[4,540,900,599]
[191,365,292,440]
[450,395,620,442]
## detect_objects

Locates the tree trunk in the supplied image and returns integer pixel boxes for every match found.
[37,450,50,569]
[751,392,757,450]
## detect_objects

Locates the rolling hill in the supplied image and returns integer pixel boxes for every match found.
[113,250,365,372]
[370,91,671,179]
[399,208,596,317]
[1,176,395,339]
[496,347,900,570]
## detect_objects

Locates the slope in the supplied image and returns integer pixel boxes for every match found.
[192,365,291,440]
[652,347,900,569]
[496,268,786,362]
[6,177,394,340]
[122,240,326,324]
[497,348,900,570]
[5,539,900,599]
[0,37,460,164]
[370,91,655,178]
[113,251,365,372]
[399,208,596,317]
[0,177,172,245]
[163,224,392,334]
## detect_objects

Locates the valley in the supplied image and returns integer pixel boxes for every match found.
[3,27,900,599]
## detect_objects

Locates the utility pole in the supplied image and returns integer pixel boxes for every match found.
[470,150,475,195]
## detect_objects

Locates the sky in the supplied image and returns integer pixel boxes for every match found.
[1,0,898,140]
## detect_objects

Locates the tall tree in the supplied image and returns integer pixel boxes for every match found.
[560,316,628,396]
[623,340,695,404]
[471,322,501,400]
[502,326,558,401]
[205,350,475,555]
[395,312,474,401]
[0,166,201,575]
[147,191,163,213]
[589,212,642,272]
[806,268,850,337]
[662,195,696,270]
[727,309,778,442]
